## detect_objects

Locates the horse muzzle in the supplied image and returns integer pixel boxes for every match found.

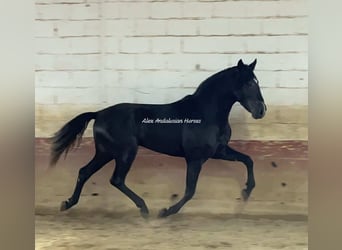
[251,102,267,119]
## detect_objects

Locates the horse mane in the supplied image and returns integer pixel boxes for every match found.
[192,66,235,97]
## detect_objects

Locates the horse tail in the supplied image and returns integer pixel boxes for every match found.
[50,112,97,166]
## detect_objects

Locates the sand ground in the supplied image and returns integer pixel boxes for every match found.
[35,140,308,250]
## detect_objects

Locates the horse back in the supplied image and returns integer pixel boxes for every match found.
[95,102,186,156]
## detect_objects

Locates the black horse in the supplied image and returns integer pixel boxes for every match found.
[50,59,266,218]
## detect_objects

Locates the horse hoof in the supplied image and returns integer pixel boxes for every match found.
[60,201,69,211]
[241,189,250,201]
[158,208,168,218]
[140,208,149,219]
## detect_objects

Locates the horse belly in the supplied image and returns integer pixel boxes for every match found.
[138,124,184,157]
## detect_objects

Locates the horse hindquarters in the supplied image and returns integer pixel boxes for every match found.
[93,110,150,217]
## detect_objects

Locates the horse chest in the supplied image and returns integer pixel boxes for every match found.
[218,124,232,143]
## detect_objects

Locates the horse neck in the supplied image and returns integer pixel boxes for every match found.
[212,95,236,121]
[192,71,237,119]
[192,87,236,123]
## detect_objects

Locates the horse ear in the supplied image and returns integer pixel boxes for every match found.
[249,59,257,71]
[237,59,244,69]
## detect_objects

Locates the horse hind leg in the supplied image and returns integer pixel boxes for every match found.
[109,145,149,218]
[60,152,113,211]
[159,158,205,218]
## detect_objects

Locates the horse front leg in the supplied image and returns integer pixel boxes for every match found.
[212,144,255,200]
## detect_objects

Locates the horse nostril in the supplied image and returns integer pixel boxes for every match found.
[260,103,267,117]
[259,106,266,117]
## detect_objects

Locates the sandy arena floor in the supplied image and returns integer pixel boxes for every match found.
[35,140,308,250]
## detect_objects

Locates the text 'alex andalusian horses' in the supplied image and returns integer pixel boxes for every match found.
[50,59,267,218]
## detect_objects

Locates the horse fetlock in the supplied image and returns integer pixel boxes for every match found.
[60,199,73,211]
[247,180,256,190]
[184,191,195,201]
[140,207,149,219]
[158,208,169,218]
[241,189,251,201]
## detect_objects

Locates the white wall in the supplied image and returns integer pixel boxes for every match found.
[35,0,308,139]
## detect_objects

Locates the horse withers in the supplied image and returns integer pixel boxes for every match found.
[50,59,267,218]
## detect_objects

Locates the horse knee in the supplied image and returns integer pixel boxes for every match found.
[244,156,253,168]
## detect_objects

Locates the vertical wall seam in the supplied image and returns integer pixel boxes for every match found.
[99,0,106,106]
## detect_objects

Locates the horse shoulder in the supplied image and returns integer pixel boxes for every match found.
[182,124,220,158]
